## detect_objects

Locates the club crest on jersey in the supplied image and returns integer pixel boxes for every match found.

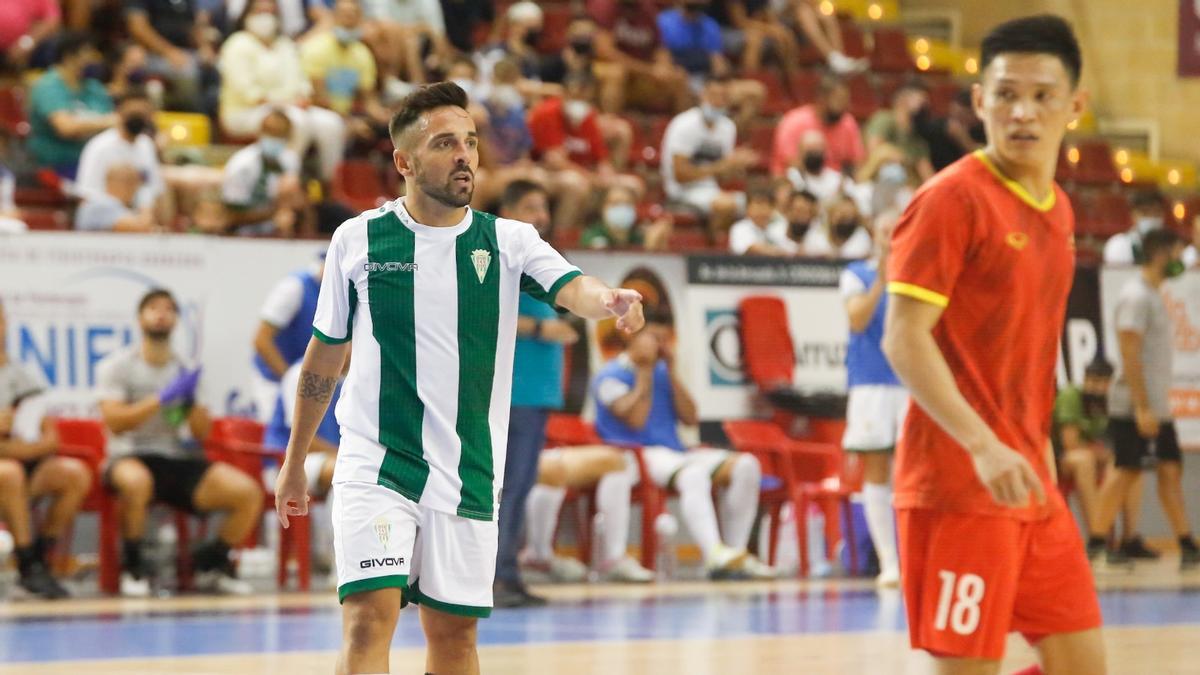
[373,517,392,550]
[471,249,491,283]
[1005,232,1030,251]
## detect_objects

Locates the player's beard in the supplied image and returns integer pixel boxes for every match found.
[144,327,171,342]
[414,158,474,208]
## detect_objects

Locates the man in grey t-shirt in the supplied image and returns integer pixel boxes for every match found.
[0,299,92,599]
[96,289,262,596]
[1087,229,1198,569]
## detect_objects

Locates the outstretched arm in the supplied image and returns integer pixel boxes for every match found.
[554,275,645,333]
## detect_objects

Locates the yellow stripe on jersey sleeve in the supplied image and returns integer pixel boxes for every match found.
[887,281,950,308]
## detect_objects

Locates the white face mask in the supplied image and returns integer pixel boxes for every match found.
[1135,216,1163,235]
[564,99,592,126]
[700,103,726,123]
[245,13,279,40]
[604,203,637,231]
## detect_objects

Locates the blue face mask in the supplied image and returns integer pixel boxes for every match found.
[260,136,287,160]
[333,26,362,44]
[604,203,637,231]
[877,162,907,185]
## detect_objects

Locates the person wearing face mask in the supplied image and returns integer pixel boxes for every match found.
[528,71,645,219]
[1103,190,1168,265]
[803,193,872,259]
[220,109,309,236]
[771,74,864,177]
[581,185,674,251]
[859,79,935,185]
[219,0,348,182]
[75,88,166,215]
[1089,229,1199,571]
[786,129,852,206]
[782,189,818,243]
[27,31,118,178]
[1051,359,1152,563]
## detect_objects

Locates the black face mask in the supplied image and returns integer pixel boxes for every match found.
[123,114,150,137]
[790,221,810,239]
[523,29,542,47]
[1081,392,1107,416]
[823,109,843,126]
[802,151,825,174]
[81,62,107,81]
[570,38,593,57]
[833,219,858,240]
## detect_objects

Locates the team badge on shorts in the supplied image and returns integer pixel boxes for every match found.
[373,517,392,550]
[471,249,491,283]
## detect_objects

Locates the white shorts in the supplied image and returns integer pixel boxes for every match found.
[842,385,909,451]
[331,481,497,617]
[638,446,733,487]
[671,182,746,216]
[250,370,281,425]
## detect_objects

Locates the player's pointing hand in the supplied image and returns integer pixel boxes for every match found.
[605,289,644,333]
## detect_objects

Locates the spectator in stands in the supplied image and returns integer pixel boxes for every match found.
[782,188,818,244]
[74,164,162,232]
[1051,359,1154,559]
[0,299,92,599]
[656,1,765,129]
[840,210,904,588]
[1088,229,1199,570]
[779,0,866,75]
[661,74,758,236]
[707,0,799,85]
[593,309,774,580]
[124,0,220,115]
[1186,216,1199,268]
[525,445,655,583]
[263,358,341,500]
[28,31,117,178]
[0,0,61,72]
[489,1,547,83]
[860,79,933,184]
[220,109,309,236]
[75,88,165,214]
[771,74,863,177]
[729,185,798,256]
[914,88,984,172]
[1104,191,1166,265]
[581,185,673,251]
[528,71,644,220]
[97,289,263,596]
[786,129,853,206]
[218,0,348,181]
[251,252,324,423]
[438,0,494,55]
[360,0,452,85]
[224,0,322,40]
[589,0,692,114]
[803,192,871,259]
[494,180,578,608]
[300,0,391,147]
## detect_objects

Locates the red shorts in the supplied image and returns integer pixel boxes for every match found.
[897,505,1102,660]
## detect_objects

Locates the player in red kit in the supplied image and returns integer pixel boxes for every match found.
[881,14,1104,675]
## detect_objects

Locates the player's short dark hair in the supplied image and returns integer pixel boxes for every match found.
[138,288,179,314]
[1084,359,1114,379]
[746,185,774,205]
[114,87,152,108]
[818,74,847,97]
[56,31,95,64]
[501,179,546,210]
[789,189,818,205]
[1130,190,1163,213]
[389,81,470,147]
[1141,228,1180,264]
[980,14,1082,87]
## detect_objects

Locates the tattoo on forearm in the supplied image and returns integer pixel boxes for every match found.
[299,371,336,404]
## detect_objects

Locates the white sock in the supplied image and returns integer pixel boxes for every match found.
[862,482,899,574]
[718,454,761,552]
[595,463,636,563]
[525,484,566,561]
[674,464,723,562]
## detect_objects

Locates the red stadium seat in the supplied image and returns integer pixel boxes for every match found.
[846,74,880,121]
[743,70,793,116]
[744,126,775,172]
[1058,139,1120,185]
[838,19,868,59]
[21,209,69,231]
[788,70,821,106]
[870,27,915,73]
[332,160,387,213]
[1071,189,1133,240]
[537,5,572,55]
[642,115,672,168]
[0,86,29,137]
[738,296,795,391]
[666,229,710,251]
[926,78,962,117]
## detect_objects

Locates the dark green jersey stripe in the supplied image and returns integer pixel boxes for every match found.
[454,212,500,519]
[368,211,428,501]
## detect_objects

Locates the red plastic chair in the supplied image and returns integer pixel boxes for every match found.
[0,86,29,137]
[846,74,880,121]
[204,417,312,591]
[743,70,793,116]
[738,295,795,393]
[55,418,197,594]
[331,160,388,213]
[870,27,915,73]
[1058,140,1120,185]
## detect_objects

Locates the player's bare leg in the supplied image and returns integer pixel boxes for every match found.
[1155,461,1191,537]
[109,458,154,539]
[27,456,91,541]
[1062,449,1100,530]
[421,605,479,675]
[338,588,402,675]
[0,460,34,548]
[931,656,1001,675]
[1036,627,1106,675]
[555,446,627,490]
[192,463,264,546]
[1090,467,1140,543]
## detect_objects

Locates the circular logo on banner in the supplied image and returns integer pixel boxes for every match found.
[705,309,745,385]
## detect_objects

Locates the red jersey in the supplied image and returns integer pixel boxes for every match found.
[887,150,1075,521]
[527,98,608,168]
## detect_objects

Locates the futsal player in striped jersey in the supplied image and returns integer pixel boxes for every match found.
[882,15,1105,674]
[274,82,645,675]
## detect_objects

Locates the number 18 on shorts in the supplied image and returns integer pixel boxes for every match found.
[898,507,1102,659]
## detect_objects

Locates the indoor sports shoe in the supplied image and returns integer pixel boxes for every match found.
[119,572,152,598]
[1180,540,1200,570]
[875,567,901,589]
[602,556,654,583]
[707,545,752,581]
[17,561,69,600]
[740,554,778,580]
[525,555,589,583]
[1119,536,1160,561]
[828,50,868,75]
[493,580,549,608]
[195,566,253,595]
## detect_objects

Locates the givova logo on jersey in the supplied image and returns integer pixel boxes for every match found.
[364,262,419,272]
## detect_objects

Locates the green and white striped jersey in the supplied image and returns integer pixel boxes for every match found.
[313,198,581,521]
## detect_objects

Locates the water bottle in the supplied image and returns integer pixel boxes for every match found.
[589,512,606,583]
[806,508,833,578]
[0,529,13,597]
[654,513,678,583]
[154,522,178,595]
